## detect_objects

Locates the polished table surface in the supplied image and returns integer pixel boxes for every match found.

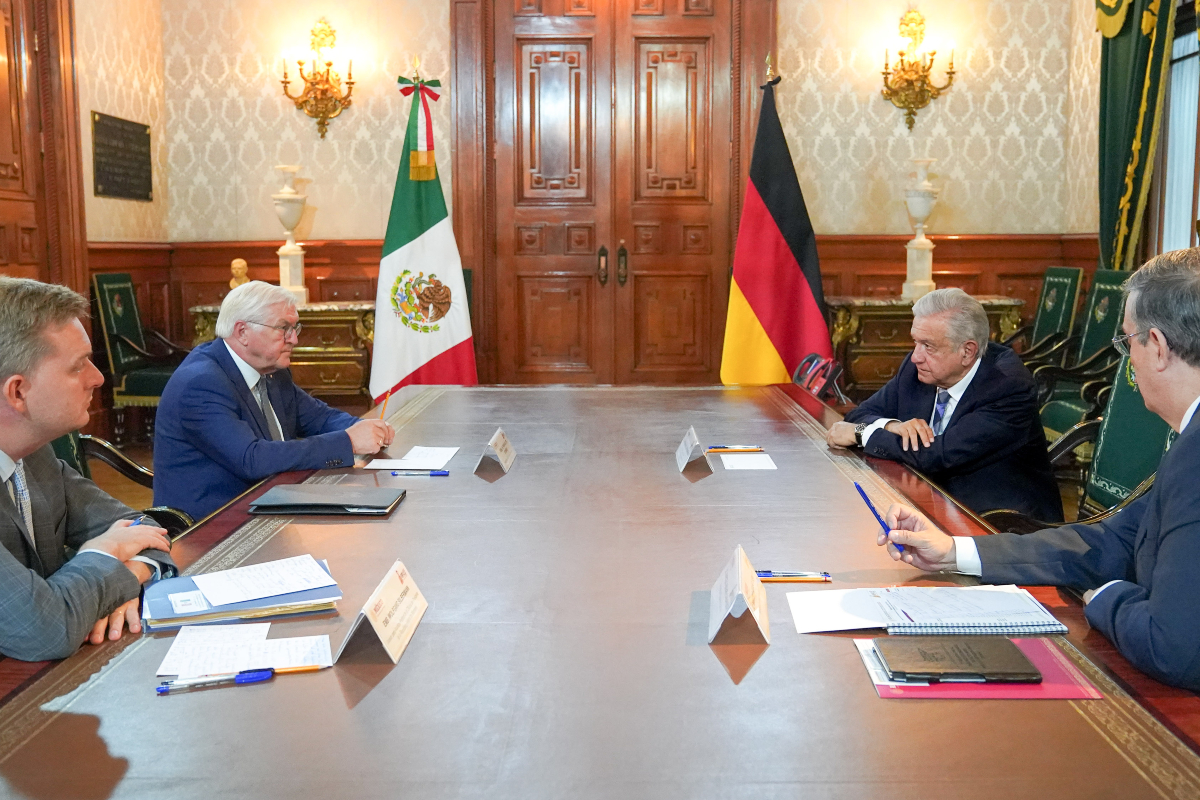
[1,386,1199,799]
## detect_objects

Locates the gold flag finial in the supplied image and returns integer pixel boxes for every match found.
[765,53,775,80]
[411,55,422,81]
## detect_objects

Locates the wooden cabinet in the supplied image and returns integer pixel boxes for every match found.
[826,295,1024,401]
[190,302,374,399]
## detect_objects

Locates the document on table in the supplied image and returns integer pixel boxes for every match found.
[191,554,338,607]
[720,453,777,470]
[365,446,460,470]
[786,585,1063,635]
[156,624,332,677]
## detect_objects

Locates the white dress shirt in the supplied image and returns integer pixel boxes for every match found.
[861,354,983,447]
[225,340,285,440]
[953,392,1200,603]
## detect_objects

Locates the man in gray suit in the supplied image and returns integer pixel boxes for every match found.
[0,277,172,661]
[875,250,1200,690]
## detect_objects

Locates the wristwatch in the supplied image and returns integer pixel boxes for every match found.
[853,422,869,447]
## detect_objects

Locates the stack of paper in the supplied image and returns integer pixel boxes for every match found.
[786,585,1067,635]
[142,555,342,631]
[366,446,459,470]
[157,624,332,678]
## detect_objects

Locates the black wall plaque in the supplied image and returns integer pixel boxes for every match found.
[92,112,152,201]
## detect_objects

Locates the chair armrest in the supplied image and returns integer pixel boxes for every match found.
[116,333,187,365]
[1073,345,1119,372]
[979,509,1047,535]
[1081,378,1110,407]
[78,434,154,488]
[141,506,195,538]
[1046,418,1102,466]
[1000,325,1031,349]
[145,328,191,356]
[1022,334,1078,368]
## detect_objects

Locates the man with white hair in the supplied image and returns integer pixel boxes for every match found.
[827,288,1062,520]
[879,250,1200,690]
[154,281,394,520]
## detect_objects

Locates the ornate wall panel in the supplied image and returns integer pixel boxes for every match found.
[635,40,709,200]
[1064,0,1100,234]
[74,0,169,242]
[517,41,592,203]
[632,274,708,371]
[516,276,594,371]
[160,0,452,242]
[775,0,1098,235]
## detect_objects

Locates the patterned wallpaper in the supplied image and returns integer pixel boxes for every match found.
[776,0,1099,235]
[1065,0,1101,234]
[75,0,170,242]
[159,0,452,242]
[76,0,1098,242]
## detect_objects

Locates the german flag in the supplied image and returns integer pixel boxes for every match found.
[721,76,831,385]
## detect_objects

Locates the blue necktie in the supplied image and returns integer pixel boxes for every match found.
[931,390,952,435]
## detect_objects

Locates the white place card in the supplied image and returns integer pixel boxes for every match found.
[475,427,517,474]
[334,560,428,664]
[675,426,711,474]
[708,545,770,646]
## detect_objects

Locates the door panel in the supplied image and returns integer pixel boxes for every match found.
[0,0,42,281]
[495,0,729,384]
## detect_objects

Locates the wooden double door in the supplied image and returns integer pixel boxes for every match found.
[495,0,733,384]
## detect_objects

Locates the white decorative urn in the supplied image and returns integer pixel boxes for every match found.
[902,158,939,301]
[272,165,309,305]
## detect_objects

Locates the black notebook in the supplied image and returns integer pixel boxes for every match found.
[249,485,406,516]
[872,636,1043,684]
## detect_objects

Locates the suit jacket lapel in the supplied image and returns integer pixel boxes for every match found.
[938,349,993,434]
[1,471,42,573]
[209,340,272,440]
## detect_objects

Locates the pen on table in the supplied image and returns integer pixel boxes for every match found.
[705,444,763,452]
[391,470,449,477]
[854,481,904,553]
[756,571,832,583]
[157,666,322,695]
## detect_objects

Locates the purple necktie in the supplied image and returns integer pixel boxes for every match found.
[931,390,951,435]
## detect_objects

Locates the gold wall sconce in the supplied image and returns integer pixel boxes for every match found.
[281,18,354,138]
[881,10,954,131]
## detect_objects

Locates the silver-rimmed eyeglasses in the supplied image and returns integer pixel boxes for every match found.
[1112,330,1149,357]
[245,320,303,337]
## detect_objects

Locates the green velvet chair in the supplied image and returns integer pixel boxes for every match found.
[983,356,1174,533]
[91,273,189,442]
[1036,269,1129,441]
[1001,266,1083,363]
[49,431,193,536]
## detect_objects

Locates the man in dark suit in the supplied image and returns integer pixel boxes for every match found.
[879,250,1200,690]
[827,287,1062,521]
[153,281,394,520]
[0,277,172,661]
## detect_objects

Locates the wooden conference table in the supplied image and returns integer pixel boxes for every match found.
[1,385,1199,799]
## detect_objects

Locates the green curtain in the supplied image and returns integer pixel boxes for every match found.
[1097,0,1177,270]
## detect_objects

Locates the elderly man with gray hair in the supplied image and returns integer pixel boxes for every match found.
[828,287,1062,521]
[878,249,1200,690]
[153,281,394,520]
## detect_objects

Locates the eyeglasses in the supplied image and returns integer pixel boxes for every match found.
[1112,329,1149,357]
[244,320,303,337]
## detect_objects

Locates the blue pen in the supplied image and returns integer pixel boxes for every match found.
[391,470,449,477]
[853,481,904,553]
[156,668,274,695]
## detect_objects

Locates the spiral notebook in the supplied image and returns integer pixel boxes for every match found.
[871,585,1067,636]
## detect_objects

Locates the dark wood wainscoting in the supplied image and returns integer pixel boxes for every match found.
[83,232,1098,435]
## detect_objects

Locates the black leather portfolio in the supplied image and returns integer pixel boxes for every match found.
[872,636,1043,683]
[249,485,406,516]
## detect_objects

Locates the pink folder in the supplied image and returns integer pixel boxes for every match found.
[865,637,1103,700]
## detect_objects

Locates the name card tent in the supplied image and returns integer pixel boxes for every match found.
[475,427,517,475]
[334,560,427,664]
[676,426,712,475]
[708,545,770,646]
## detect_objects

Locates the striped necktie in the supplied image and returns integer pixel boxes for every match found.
[931,390,952,435]
[9,461,35,546]
[254,381,285,442]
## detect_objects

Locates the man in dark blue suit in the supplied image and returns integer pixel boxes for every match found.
[879,250,1200,690]
[827,288,1062,521]
[154,282,394,520]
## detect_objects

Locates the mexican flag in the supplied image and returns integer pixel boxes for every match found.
[369,76,477,401]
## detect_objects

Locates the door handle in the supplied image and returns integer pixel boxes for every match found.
[597,245,608,286]
[617,240,628,287]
